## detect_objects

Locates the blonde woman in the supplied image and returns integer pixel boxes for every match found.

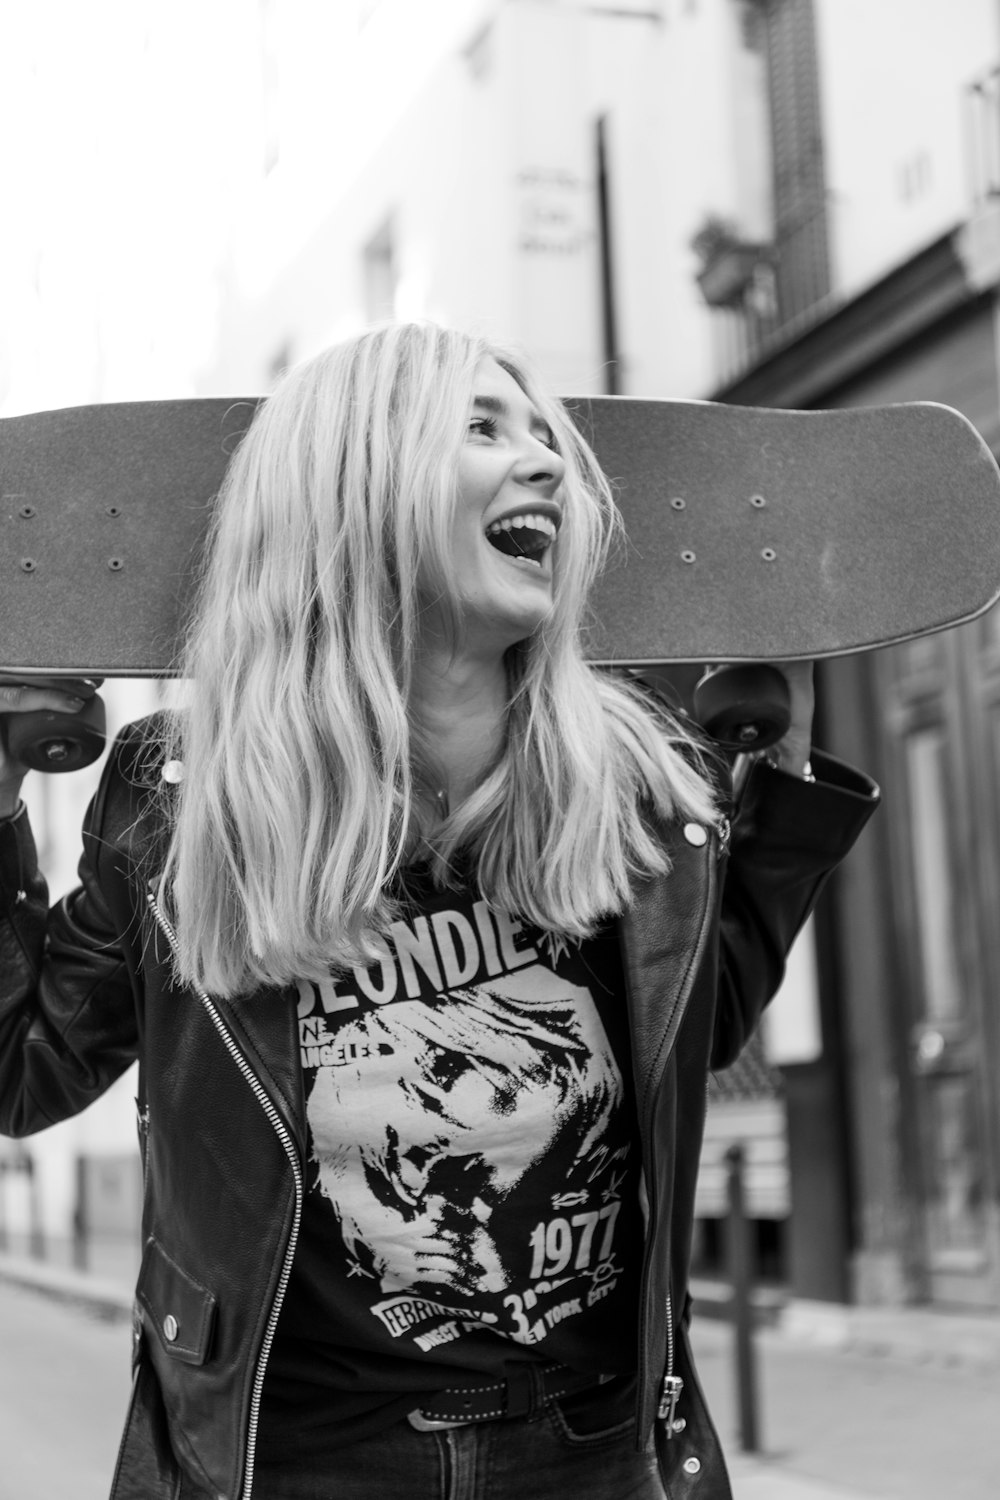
[0,323,877,1500]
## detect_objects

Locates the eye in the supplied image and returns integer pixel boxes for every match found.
[468,415,498,440]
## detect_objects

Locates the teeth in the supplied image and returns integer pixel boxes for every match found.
[485,513,558,538]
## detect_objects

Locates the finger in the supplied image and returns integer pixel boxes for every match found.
[0,682,86,714]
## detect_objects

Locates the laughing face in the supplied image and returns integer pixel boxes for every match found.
[432,357,566,655]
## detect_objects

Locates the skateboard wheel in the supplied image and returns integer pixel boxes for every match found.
[693,664,791,752]
[6,694,107,774]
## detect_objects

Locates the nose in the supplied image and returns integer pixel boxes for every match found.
[514,433,565,493]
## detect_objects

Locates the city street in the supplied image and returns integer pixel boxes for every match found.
[0,1279,131,1500]
[5,4,1000,1500]
[1,1265,998,1500]
[692,1316,1000,1500]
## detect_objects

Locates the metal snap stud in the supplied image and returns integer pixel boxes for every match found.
[683,823,708,847]
[161,760,185,784]
[163,1314,178,1342]
[683,1456,701,1474]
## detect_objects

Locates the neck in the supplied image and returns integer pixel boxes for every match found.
[411,642,509,807]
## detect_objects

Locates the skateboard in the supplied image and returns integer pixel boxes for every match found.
[1,395,999,767]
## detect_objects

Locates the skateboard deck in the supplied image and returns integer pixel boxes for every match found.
[0,394,999,679]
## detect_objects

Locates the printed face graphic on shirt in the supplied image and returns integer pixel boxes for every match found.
[305,964,621,1298]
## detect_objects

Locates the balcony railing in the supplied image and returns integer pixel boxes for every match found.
[694,199,832,388]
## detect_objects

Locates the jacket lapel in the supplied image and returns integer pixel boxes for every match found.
[209,986,305,1152]
[618,817,719,1129]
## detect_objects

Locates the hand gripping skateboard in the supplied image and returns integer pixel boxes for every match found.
[1,395,999,768]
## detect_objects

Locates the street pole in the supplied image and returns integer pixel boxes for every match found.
[724,1142,761,1452]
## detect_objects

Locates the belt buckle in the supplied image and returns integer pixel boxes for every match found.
[407,1409,470,1432]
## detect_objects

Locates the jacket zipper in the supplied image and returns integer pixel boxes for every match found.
[658,1291,683,1432]
[146,892,303,1500]
[654,822,727,1436]
[638,822,722,1441]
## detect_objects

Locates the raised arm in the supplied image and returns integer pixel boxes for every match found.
[0,689,139,1136]
[712,747,878,1070]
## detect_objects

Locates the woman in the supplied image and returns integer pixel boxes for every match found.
[0,323,877,1500]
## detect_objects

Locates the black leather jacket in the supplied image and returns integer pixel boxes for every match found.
[0,720,877,1500]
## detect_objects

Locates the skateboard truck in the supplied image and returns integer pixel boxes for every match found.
[2,666,790,774]
[1,678,107,773]
[693,663,791,752]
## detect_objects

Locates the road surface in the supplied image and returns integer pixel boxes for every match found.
[0,1278,131,1500]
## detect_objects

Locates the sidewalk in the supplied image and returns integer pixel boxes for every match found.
[1,1251,998,1498]
[0,1248,132,1321]
[691,1275,1000,1370]
[690,1295,1000,1500]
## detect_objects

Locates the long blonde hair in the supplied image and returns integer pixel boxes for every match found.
[162,323,717,996]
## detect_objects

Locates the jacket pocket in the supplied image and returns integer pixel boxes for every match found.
[136,1236,218,1367]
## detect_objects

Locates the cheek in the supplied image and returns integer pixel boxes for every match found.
[452,469,495,563]
[455,450,501,514]
[450,512,487,576]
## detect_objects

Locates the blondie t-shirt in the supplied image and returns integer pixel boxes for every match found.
[257,874,642,1462]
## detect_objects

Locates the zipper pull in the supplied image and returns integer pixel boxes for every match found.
[658,1373,684,1432]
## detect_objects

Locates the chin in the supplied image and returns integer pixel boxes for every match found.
[458,581,555,654]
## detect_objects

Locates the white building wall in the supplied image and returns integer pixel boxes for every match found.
[816,0,1000,296]
[626,0,773,395]
[201,0,769,399]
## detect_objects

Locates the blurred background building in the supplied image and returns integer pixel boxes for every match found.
[2,0,1000,1318]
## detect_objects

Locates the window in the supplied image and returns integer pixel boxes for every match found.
[363,218,397,324]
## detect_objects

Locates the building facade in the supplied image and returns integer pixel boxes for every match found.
[704,3,1000,1312]
[200,0,1000,1314]
[6,0,1000,1314]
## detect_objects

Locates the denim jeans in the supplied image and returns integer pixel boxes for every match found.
[246,1377,666,1500]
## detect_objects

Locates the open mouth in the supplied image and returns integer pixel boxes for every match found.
[484,513,559,568]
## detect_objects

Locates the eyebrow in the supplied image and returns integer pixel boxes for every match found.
[472,393,556,444]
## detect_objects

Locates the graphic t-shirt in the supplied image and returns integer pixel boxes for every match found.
[257,874,642,1463]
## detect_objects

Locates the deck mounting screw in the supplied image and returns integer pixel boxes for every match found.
[20,558,36,572]
[681,549,696,564]
[18,505,35,518]
[670,496,686,510]
[750,494,766,508]
[107,557,124,571]
[761,547,777,561]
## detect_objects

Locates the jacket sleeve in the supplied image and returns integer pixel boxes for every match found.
[711,748,879,1069]
[0,780,140,1138]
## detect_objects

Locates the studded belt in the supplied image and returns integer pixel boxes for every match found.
[407,1363,612,1431]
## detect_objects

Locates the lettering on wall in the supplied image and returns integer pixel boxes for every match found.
[517,167,595,256]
